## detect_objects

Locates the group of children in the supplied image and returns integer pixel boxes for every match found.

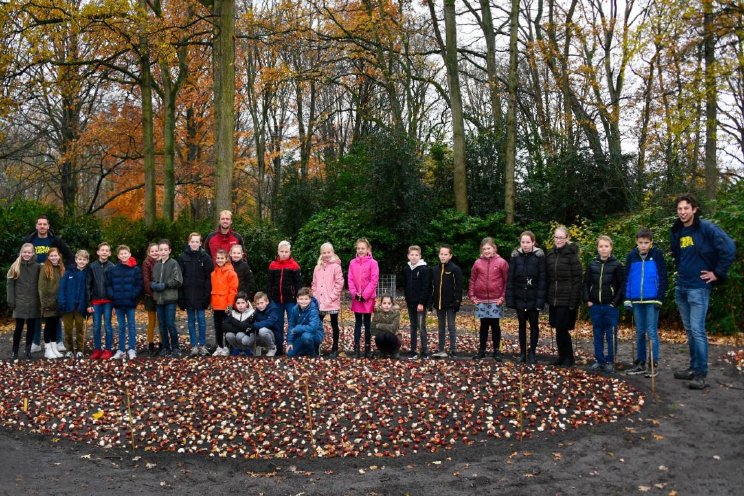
[6,228,668,376]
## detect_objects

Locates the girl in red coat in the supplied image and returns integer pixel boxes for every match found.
[347,238,379,358]
[468,237,509,360]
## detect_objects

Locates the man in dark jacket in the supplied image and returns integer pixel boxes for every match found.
[670,194,736,390]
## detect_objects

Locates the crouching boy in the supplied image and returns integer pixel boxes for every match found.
[286,287,323,357]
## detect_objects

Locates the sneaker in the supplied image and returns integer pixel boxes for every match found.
[645,365,659,378]
[90,349,103,360]
[112,350,126,360]
[75,351,84,359]
[420,351,430,360]
[587,361,603,371]
[65,351,73,358]
[674,368,695,380]
[688,375,709,390]
[30,343,42,353]
[158,348,171,357]
[128,349,137,360]
[266,346,277,357]
[190,347,200,357]
[516,354,527,364]
[171,348,182,358]
[408,352,419,360]
[626,362,647,375]
[472,350,486,360]
[432,350,448,359]
[56,342,67,352]
[527,352,536,365]
[491,352,502,362]
[212,346,225,357]
[602,363,614,373]
[100,349,113,360]
[199,345,209,356]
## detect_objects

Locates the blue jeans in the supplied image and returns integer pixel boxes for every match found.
[589,304,619,364]
[633,303,660,364]
[287,332,322,357]
[93,302,114,350]
[275,302,296,353]
[675,286,711,377]
[186,308,207,347]
[115,307,136,351]
[156,303,178,351]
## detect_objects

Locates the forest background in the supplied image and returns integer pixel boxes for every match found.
[0,0,741,333]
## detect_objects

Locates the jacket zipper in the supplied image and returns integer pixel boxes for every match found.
[598,261,605,304]
[640,254,645,301]
[438,264,445,308]
[279,267,284,304]
[553,252,559,306]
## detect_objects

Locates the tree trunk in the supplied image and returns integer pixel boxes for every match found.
[161,86,177,222]
[139,0,156,225]
[504,0,518,224]
[478,0,504,131]
[703,0,718,199]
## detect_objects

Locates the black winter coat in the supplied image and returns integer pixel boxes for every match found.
[430,262,463,311]
[583,255,625,307]
[506,248,547,310]
[402,261,431,306]
[231,259,255,298]
[88,259,114,301]
[177,248,213,309]
[545,243,583,308]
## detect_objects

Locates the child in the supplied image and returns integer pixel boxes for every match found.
[142,242,160,356]
[468,237,509,361]
[402,245,431,359]
[151,239,183,357]
[225,292,272,356]
[87,242,115,360]
[348,238,379,358]
[250,292,280,356]
[506,231,547,365]
[371,295,401,358]
[431,244,462,358]
[178,233,214,357]
[38,248,65,359]
[229,244,255,300]
[583,235,625,372]
[106,245,143,359]
[58,249,90,358]
[7,243,41,359]
[624,228,668,377]
[211,248,239,356]
[286,287,323,357]
[266,240,302,355]
[311,242,344,358]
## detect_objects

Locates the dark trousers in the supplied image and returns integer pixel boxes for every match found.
[43,316,60,344]
[213,310,226,347]
[13,318,37,351]
[353,312,371,349]
[407,303,428,353]
[321,313,340,351]
[478,318,501,353]
[516,309,540,355]
[375,332,401,355]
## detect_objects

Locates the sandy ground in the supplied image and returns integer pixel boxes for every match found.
[0,318,742,496]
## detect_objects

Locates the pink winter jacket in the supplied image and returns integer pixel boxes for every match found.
[348,253,379,313]
[312,255,344,312]
[468,255,509,303]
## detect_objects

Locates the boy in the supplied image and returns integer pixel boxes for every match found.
[624,228,668,378]
[267,240,302,355]
[402,245,431,359]
[58,250,90,358]
[87,242,115,359]
[225,292,277,356]
[151,239,183,357]
[431,245,462,358]
[251,291,280,356]
[178,233,213,357]
[105,245,143,359]
[286,287,323,357]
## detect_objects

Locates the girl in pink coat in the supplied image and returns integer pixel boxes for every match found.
[312,242,344,358]
[347,238,379,358]
[468,237,509,360]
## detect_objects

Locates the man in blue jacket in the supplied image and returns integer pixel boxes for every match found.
[670,193,736,390]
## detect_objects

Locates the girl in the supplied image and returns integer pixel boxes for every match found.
[106,245,143,360]
[583,235,625,372]
[38,247,65,359]
[7,243,41,359]
[347,238,379,358]
[211,249,238,356]
[266,240,302,355]
[371,295,401,358]
[468,237,509,361]
[546,226,583,367]
[311,242,344,358]
[58,249,90,358]
[506,231,547,364]
[229,244,255,299]
[142,242,160,356]
[178,233,213,357]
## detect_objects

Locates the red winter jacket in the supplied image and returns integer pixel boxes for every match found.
[468,255,509,303]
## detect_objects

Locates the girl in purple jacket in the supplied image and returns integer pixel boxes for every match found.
[468,237,509,361]
[347,238,379,358]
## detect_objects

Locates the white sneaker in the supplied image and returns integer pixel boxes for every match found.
[50,343,63,358]
[432,350,448,358]
[56,342,67,352]
[112,350,126,360]
[30,343,42,353]
[266,346,277,357]
[44,345,57,360]
[65,351,73,358]
[75,351,83,359]
[199,345,209,356]
[221,346,230,356]
[190,347,200,357]
[212,346,223,357]
[127,349,137,360]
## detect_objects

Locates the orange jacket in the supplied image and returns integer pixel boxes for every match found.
[210,263,238,310]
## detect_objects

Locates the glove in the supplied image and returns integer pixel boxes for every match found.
[453,303,461,313]
[624,300,632,310]
[150,282,166,292]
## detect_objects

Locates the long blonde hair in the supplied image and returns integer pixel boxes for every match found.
[316,242,336,267]
[7,243,36,279]
[42,247,65,280]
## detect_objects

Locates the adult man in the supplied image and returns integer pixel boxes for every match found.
[670,193,736,390]
[204,210,244,260]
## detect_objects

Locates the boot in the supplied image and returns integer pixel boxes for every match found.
[516,353,527,364]
[11,347,19,360]
[24,346,32,359]
[51,342,63,358]
[364,346,372,359]
[44,344,57,360]
[527,349,536,365]
[148,342,156,357]
[352,345,361,359]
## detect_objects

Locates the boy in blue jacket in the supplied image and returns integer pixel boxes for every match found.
[624,228,668,377]
[251,292,280,356]
[286,287,323,358]
[106,245,143,360]
[58,250,90,358]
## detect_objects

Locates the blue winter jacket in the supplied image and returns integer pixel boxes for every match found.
[624,246,668,305]
[253,300,282,336]
[106,261,143,309]
[58,265,89,314]
[287,297,323,346]
[670,216,736,287]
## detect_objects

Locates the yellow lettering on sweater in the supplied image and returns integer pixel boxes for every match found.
[680,236,694,249]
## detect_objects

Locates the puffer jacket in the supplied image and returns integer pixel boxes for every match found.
[545,243,582,308]
[348,253,379,313]
[39,264,63,317]
[253,300,282,335]
[287,297,323,345]
[312,255,344,312]
[402,260,431,306]
[7,258,41,319]
[506,248,546,310]
[583,255,624,307]
[624,246,668,305]
[267,257,302,304]
[468,254,509,303]
[177,247,213,309]
[371,307,400,337]
[151,257,182,305]
[58,264,89,314]
[231,258,255,298]
[223,307,256,335]
[87,259,114,302]
[431,261,463,311]
[211,263,238,310]
[106,257,143,309]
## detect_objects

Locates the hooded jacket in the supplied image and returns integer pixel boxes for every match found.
[87,259,114,303]
[106,257,143,309]
[177,247,213,309]
[371,306,400,337]
[151,257,183,305]
[267,257,302,304]
[312,255,345,312]
[287,297,323,345]
[58,264,89,314]
[506,247,547,310]
[431,261,463,311]
[468,254,509,303]
[545,242,582,308]
[223,305,256,335]
[211,262,239,311]
[624,246,668,305]
[348,253,379,314]
[39,264,63,317]
[7,257,41,319]
[582,255,624,307]
[402,259,431,307]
